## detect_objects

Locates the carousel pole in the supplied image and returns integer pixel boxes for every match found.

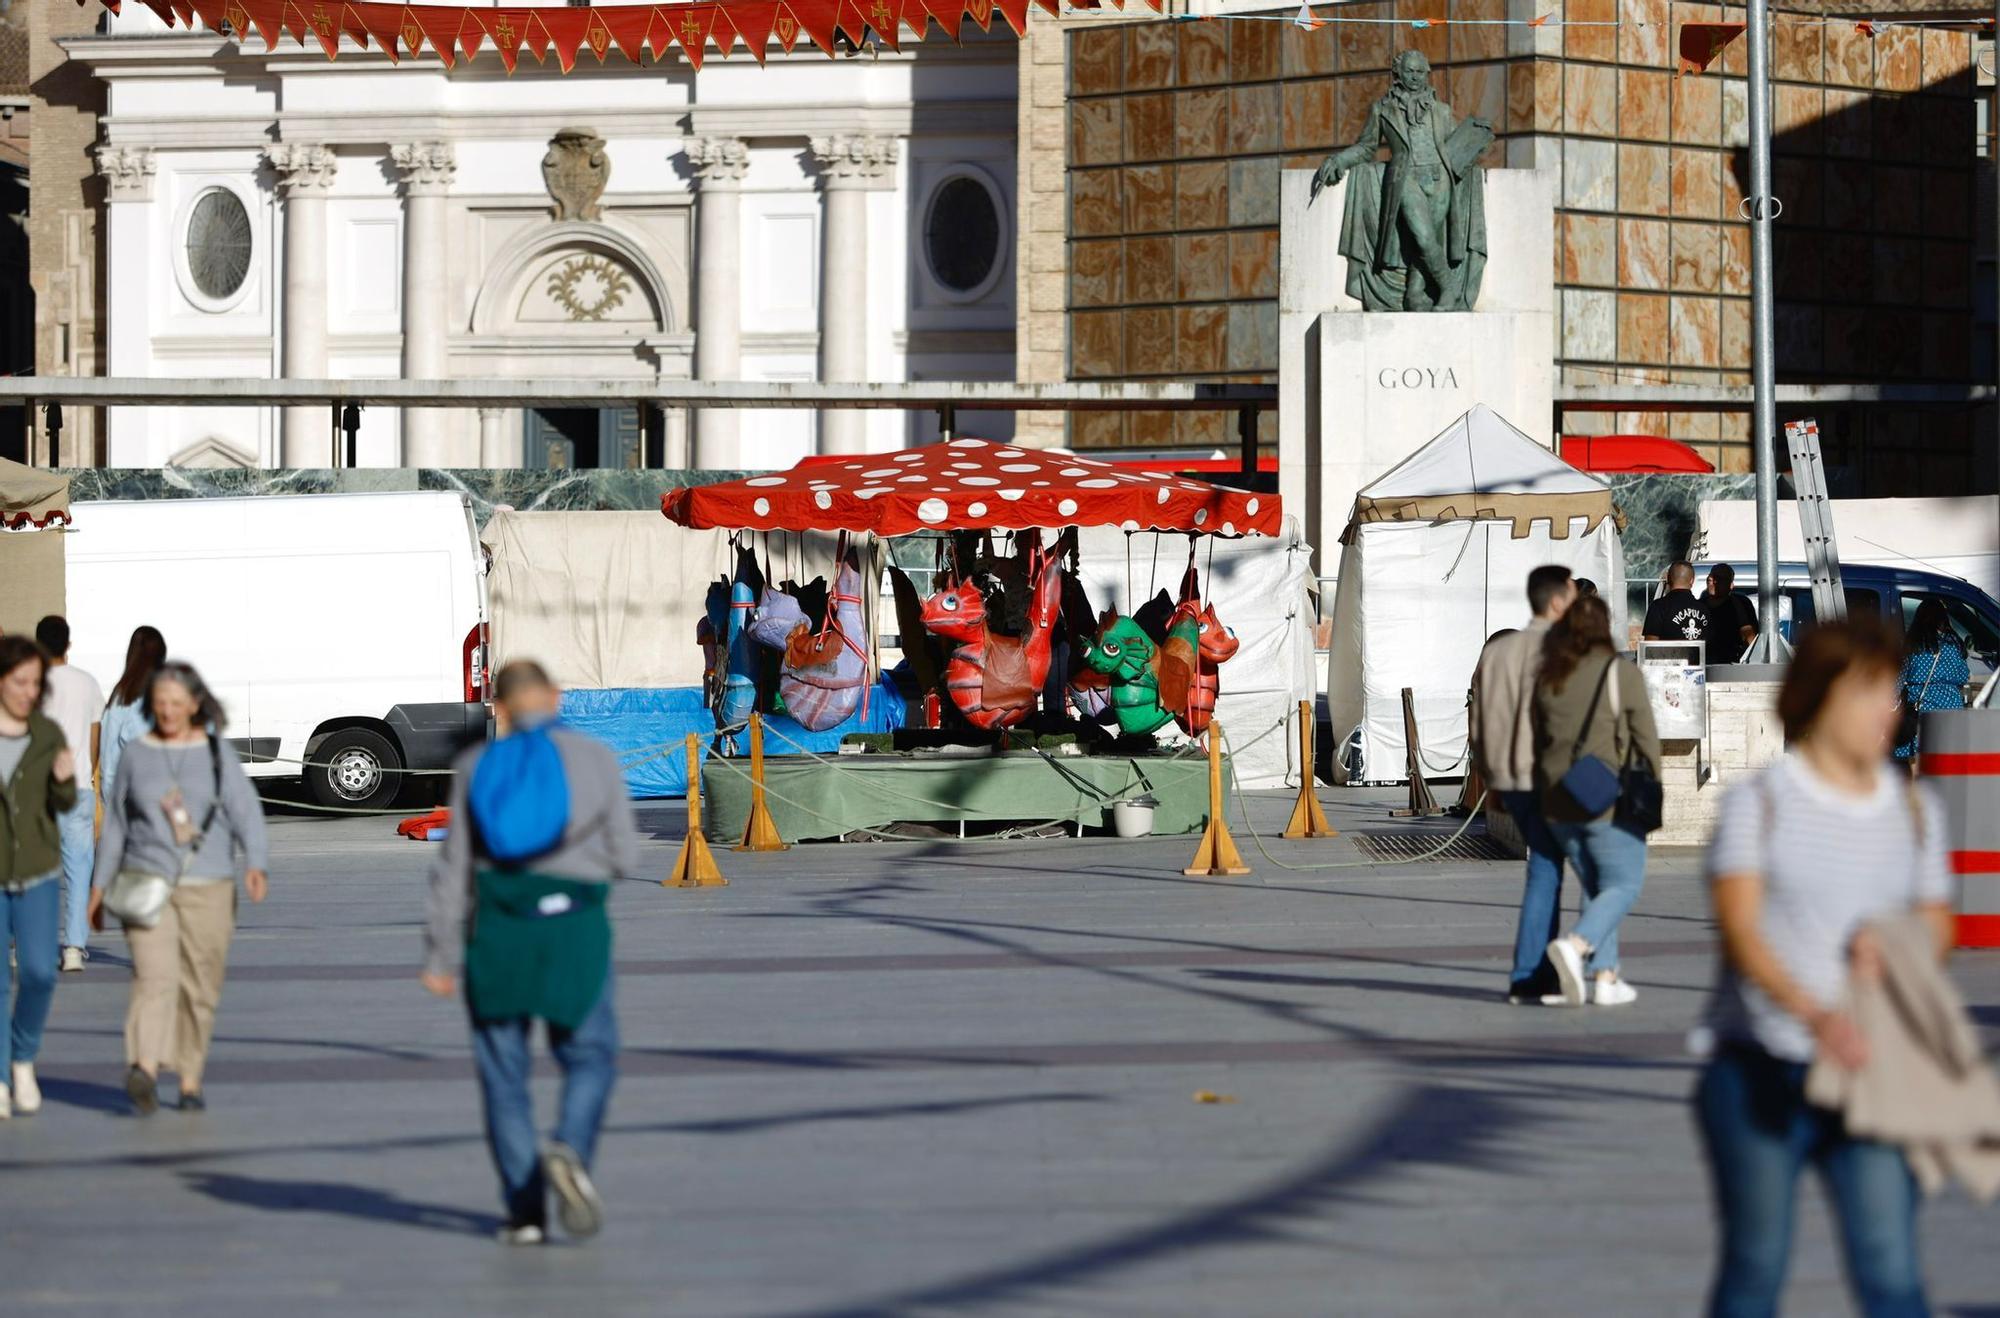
[666,734,728,887]
[1184,723,1251,877]
[1282,700,1337,839]
[734,713,789,852]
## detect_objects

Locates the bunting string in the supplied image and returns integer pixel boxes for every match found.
[82,0,1166,69]
[84,0,1992,74]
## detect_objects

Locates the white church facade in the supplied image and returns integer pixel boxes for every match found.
[69,7,1018,469]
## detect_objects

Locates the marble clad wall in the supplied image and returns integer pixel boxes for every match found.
[61,468,756,532]
[1061,3,1984,489]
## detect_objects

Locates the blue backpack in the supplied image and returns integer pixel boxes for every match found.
[467,725,570,865]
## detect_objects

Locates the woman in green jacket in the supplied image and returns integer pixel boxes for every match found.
[0,635,79,1118]
[1533,595,1661,1008]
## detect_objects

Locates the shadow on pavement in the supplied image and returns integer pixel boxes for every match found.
[37,1075,139,1117]
[773,1081,1532,1318]
[179,1171,503,1237]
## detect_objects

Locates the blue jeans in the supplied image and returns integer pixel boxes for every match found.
[1696,1046,1928,1318]
[1549,816,1647,974]
[1500,791,1565,987]
[1,879,61,1075]
[468,982,619,1227]
[57,789,94,951]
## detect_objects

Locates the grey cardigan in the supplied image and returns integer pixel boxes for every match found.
[91,735,269,888]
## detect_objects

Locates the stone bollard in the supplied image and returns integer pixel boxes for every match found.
[1650,665,1786,847]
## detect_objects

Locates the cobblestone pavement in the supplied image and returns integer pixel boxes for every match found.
[4,788,1997,1316]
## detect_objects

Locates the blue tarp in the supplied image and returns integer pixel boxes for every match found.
[559,680,907,799]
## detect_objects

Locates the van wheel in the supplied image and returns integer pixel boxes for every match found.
[307,729,402,810]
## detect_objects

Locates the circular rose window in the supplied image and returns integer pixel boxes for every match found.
[185,188,253,302]
[923,173,1004,298]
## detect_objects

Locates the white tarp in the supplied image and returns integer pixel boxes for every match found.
[484,511,732,690]
[1326,408,1624,785]
[1696,497,2000,603]
[484,510,884,691]
[1069,516,1317,789]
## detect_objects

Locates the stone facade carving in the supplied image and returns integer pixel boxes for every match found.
[809,134,899,187]
[389,142,458,195]
[93,145,156,202]
[264,142,339,197]
[545,253,633,323]
[685,136,749,186]
[543,128,610,222]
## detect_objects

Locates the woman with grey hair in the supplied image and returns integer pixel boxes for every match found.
[90,661,269,1115]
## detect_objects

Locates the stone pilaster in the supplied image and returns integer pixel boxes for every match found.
[688,136,749,468]
[809,134,897,456]
[266,143,338,467]
[390,142,458,467]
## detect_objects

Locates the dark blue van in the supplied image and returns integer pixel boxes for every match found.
[1694,562,2000,678]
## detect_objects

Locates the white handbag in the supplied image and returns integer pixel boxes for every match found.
[104,869,176,928]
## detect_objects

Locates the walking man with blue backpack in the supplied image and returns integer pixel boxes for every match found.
[422,659,641,1246]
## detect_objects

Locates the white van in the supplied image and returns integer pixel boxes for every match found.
[65,491,489,809]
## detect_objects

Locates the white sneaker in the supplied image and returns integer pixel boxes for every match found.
[1546,935,1590,1006]
[60,947,85,973]
[0,1084,10,1119]
[496,1223,545,1246]
[1591,974,1638,1007]
[9,1064,38,1115]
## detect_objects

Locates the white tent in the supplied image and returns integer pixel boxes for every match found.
[1071,516,1317,790]
[1325,405,1625,785]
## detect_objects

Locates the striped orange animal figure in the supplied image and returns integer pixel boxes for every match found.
[920,552,1062,731]
[1158,586,1239,738]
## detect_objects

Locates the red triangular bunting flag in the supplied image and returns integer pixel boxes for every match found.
[1676,21,1745,75]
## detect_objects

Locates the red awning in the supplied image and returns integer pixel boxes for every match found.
[1560,434,1715,474]
[662,438,1281,537]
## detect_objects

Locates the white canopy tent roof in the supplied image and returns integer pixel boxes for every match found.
[1327,406,1625,785]
[1348,404,1615,539]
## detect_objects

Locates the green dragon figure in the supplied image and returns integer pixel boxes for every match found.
[1081,611,1173,737]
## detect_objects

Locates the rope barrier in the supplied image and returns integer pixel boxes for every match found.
[1217,726,1492,872]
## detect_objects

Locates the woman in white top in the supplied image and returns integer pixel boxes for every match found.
[1698,619,1955,1317]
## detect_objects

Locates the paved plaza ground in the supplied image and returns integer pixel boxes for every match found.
[4,787,1998,1317]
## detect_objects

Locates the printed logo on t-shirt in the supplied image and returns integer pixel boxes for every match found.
[1669,607,1706,640]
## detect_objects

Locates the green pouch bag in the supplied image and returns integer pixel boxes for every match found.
[465,870,611,1030]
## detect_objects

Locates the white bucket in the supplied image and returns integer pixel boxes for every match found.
[1111,797,1158,839]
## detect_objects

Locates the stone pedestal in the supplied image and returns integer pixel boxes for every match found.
[1280,166,1559,571]
[1652,668,1785,847]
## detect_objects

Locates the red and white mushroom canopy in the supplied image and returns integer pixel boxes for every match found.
[662,439,1279,537]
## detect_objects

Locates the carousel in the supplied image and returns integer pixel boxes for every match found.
[662,439,1281,844]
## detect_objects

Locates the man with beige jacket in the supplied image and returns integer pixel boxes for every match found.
[1471,565,1575,1003]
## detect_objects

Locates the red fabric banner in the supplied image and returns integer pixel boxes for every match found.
[87,0,1143,67]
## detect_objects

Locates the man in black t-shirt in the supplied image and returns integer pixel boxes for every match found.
[1700,563,1759,664]
[1643,561,1710,646]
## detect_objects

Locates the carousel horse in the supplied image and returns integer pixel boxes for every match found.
[1158,597,1239,738]
[746,554,870,732]
[703,548,761,737]
[919,546,1063,731]
[1081,611,1173,737]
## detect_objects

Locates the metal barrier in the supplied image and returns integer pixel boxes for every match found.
[1919,708,2000,949]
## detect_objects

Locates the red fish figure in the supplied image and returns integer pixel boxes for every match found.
[920,549,1062,731]
[1157,576,1239,738]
